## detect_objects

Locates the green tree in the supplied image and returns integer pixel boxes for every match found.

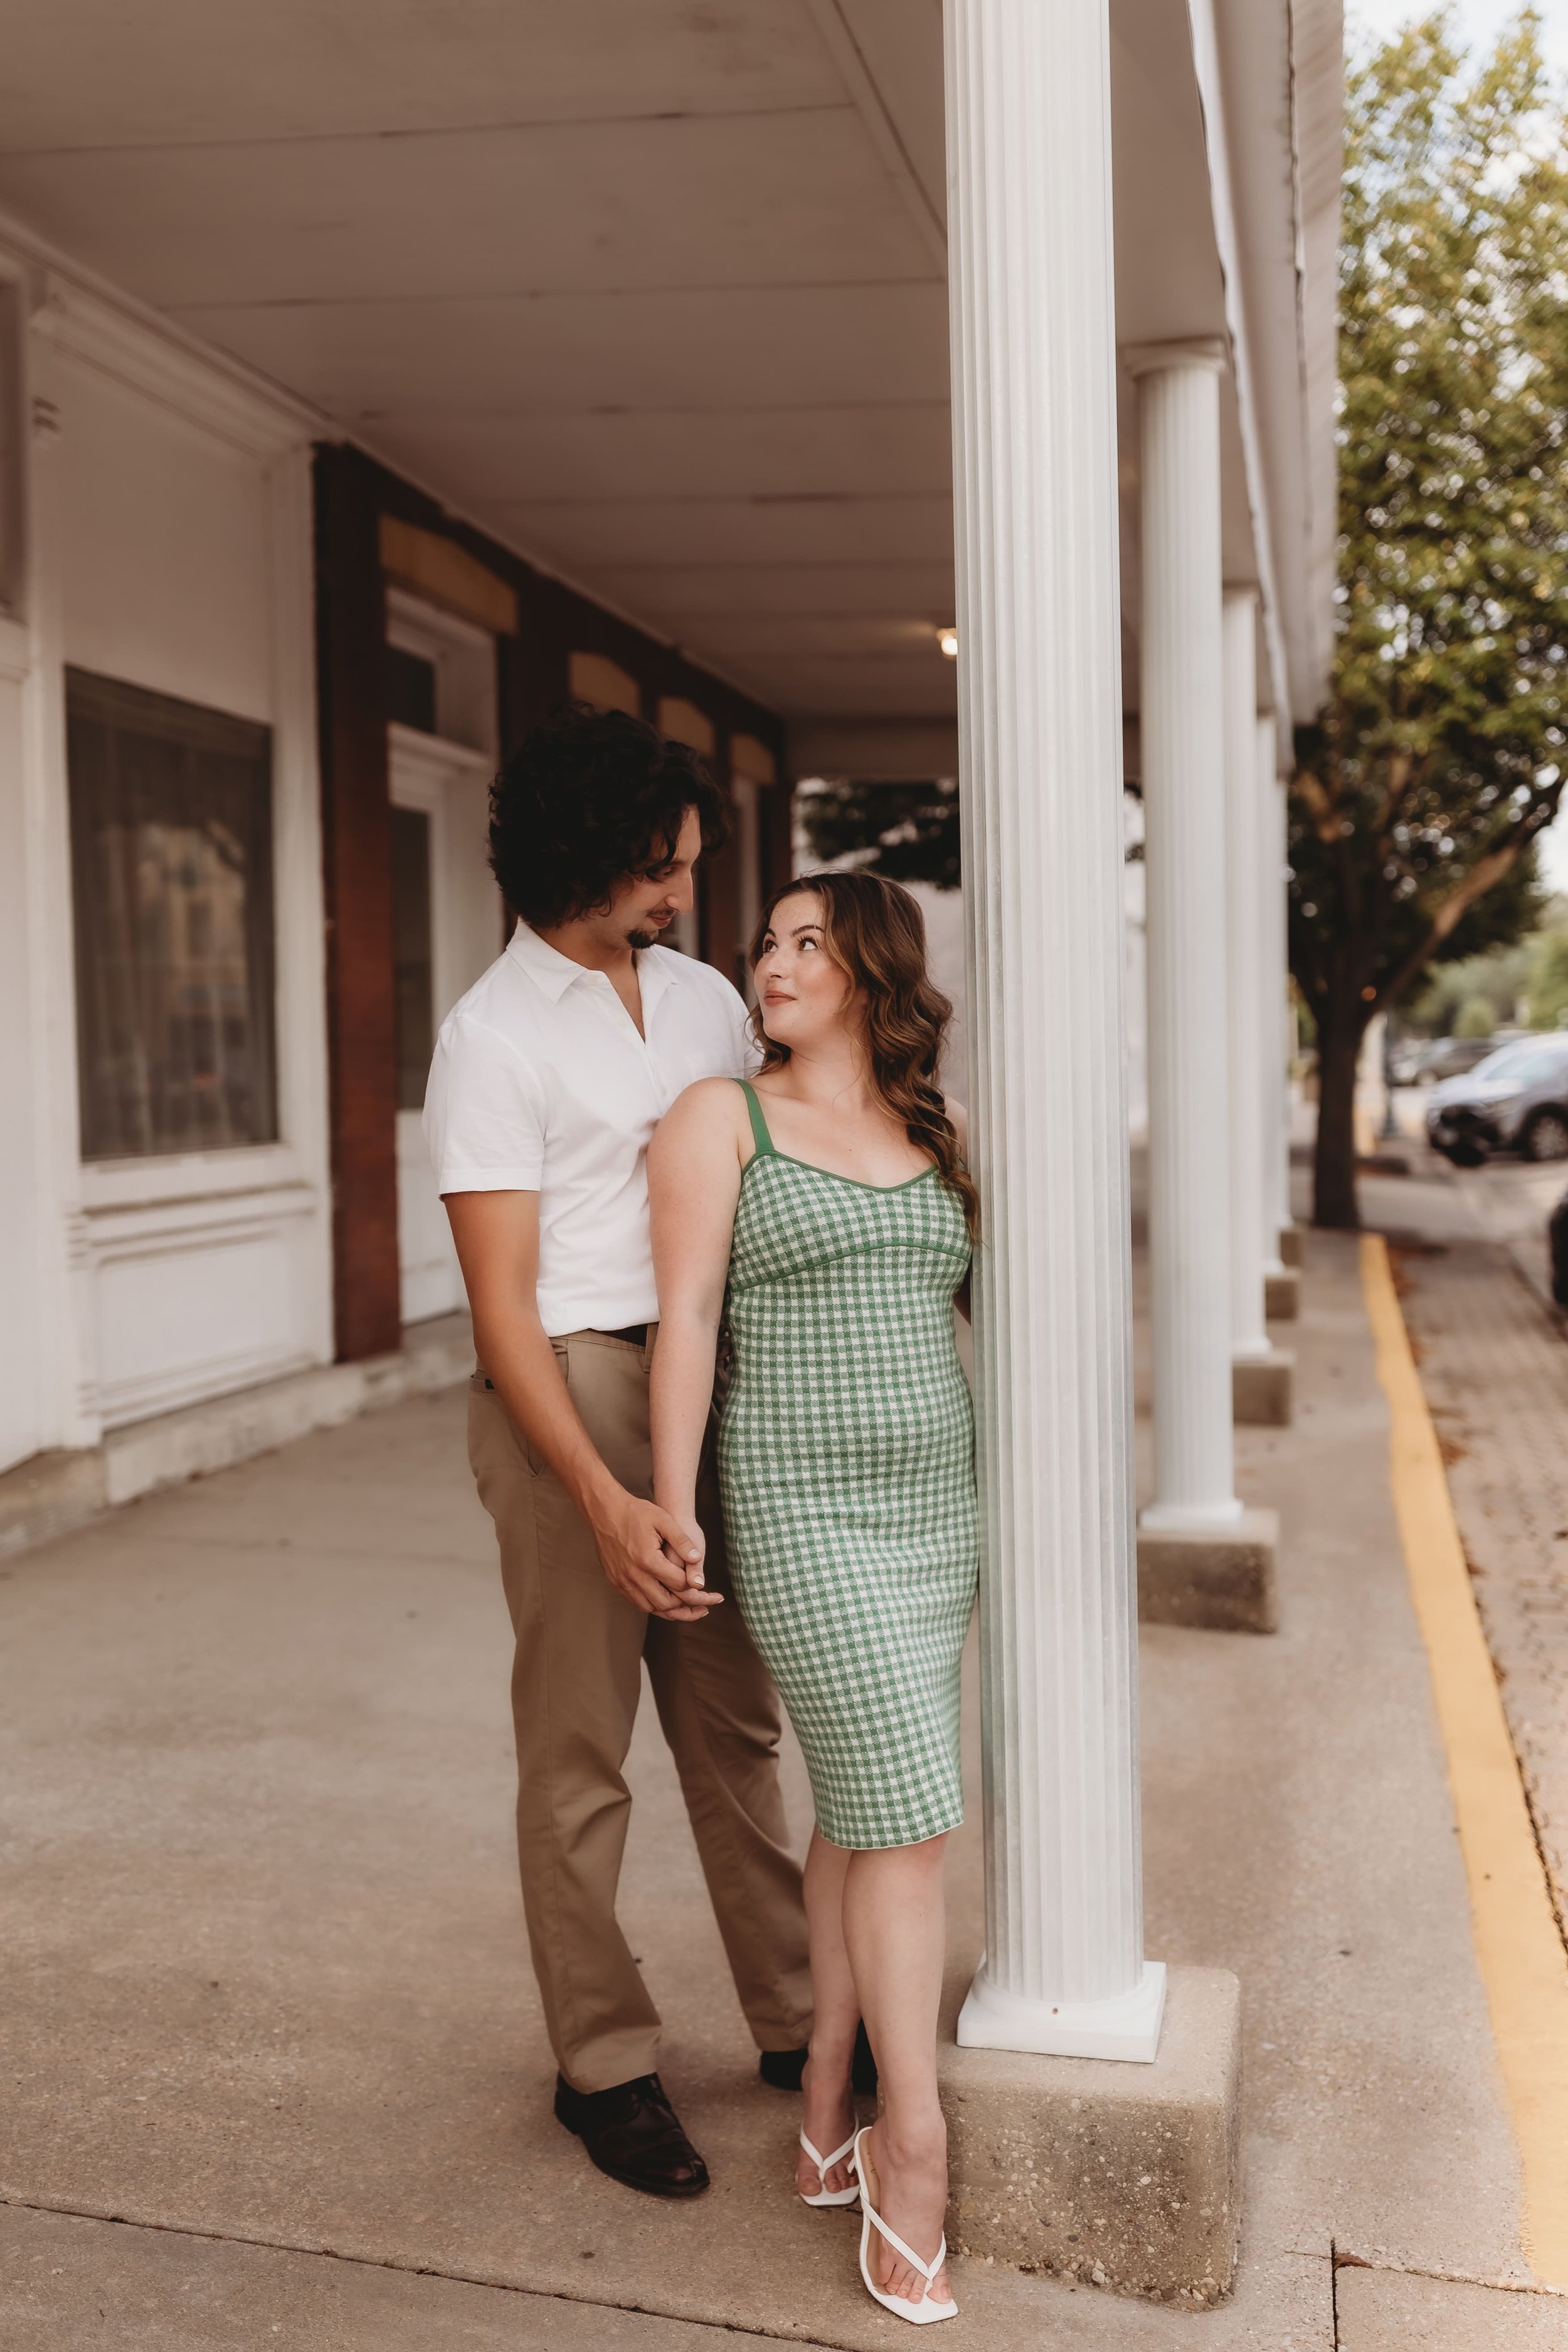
[1411,929,1534,1030]
[1528,923,1568,1026]
[797,777,961,889]
[1292,10,1568,1226]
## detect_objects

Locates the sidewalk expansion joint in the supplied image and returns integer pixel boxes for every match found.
[0,2190,945,2349]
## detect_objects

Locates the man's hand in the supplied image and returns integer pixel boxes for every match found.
[590,1489,721,1622]
[446,1193,719,1624]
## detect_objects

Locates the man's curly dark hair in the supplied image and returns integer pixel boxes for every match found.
[489,702,727,931]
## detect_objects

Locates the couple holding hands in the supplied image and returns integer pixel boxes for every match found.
[425,704,978,2325]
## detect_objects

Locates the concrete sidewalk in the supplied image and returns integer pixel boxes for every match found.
[1,1236,1562,2347]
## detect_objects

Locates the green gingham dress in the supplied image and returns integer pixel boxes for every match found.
[717,1081,978,1850]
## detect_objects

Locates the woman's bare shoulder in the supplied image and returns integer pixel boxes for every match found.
[654,1076,750,1152]
[672,1073,749,1116]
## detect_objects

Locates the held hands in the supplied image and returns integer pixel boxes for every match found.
[591,1490,718,1623]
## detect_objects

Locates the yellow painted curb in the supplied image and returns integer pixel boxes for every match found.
[1362,1232,1568,2286]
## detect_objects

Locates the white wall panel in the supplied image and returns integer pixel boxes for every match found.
[90,1189,320,1425]
[58,354,273,720]
[9,275,332,1451]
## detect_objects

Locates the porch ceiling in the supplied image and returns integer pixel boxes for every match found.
[0,0,1335,760]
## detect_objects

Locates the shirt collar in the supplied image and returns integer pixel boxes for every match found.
[506,923,587,1002]
[637,948,681,1025]
[507,921,684,1015]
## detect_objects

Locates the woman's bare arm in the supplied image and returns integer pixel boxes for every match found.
[444,1190,713,1620]
[649,1080,748,1565]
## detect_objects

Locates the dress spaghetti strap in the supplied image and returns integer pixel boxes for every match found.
[737,1078,776,1159]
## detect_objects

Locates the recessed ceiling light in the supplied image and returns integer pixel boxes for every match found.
[938,628,958,659]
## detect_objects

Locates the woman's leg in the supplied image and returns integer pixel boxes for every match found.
[842,1834,950,2304]
[797,1828,859,2195]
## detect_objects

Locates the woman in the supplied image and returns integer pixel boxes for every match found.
[649,871,978,2326]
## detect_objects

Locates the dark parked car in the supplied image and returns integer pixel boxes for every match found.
[1426,1035,1568,1166]
[1552,1186,1568,1308]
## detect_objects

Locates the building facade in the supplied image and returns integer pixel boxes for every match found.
[0,0,1342,2284]
[0,255,791,1482]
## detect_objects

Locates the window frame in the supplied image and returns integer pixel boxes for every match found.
[66,664,282,1170]
[385,586,497,758]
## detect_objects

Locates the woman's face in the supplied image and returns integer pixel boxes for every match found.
[755,891,859,1050]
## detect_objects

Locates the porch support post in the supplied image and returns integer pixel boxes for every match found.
[1130,351,1278,1627]
[1223,591,1270,1365]
[945,0,1162,2060]
[1130,347,1237,1525]
[1225,605,1295,1424]
[1264,749,1300,1263]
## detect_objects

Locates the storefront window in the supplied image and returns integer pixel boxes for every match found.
[66,668,278,1160]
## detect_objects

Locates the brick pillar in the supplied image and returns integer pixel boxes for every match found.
[699,785,744,991]
[760,775,795,901]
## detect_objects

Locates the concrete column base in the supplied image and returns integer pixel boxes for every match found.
[1136,1506,1279,1632]
[941,1965,1241,2306]
[1265,1267,1300,1320]
[1278,1223,1305,1268]
[1232,1347,1295,1426]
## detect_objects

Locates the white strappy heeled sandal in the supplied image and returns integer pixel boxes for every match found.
[798,2126,861,2208]
[852,2125,958,2325]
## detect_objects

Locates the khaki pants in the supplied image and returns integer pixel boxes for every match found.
[468,1327,812,2092]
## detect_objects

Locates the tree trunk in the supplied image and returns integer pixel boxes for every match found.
[1313,1000,1367,1229]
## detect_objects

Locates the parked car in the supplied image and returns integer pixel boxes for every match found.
[1389,1037,1436,1084]
[1409,1032,1523,1086]
[1426,1034,1568,1165]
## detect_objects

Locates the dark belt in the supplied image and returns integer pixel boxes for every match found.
[477,1325,650,1389]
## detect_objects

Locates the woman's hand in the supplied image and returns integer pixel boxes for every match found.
[659,1507,707,1586]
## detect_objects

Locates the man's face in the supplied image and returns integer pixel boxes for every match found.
[605,805,703,950]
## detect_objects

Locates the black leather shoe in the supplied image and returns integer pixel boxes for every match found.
[758,2020,877,2097]
[553,2072,709,2199]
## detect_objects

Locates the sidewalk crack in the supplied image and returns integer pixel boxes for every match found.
[1332,2247,1567,2299]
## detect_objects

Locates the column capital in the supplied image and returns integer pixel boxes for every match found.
[1121,337,1227,380]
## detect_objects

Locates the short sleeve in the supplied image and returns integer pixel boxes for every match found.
[423,1013,547,1194]
[697,963,757,1078]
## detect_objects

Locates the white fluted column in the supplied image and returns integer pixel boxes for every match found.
[1128,346,1241,1530]
[946,0,1162,2061]
[1266,755,1295,1252]
[1259,729,1292,1266]
[1224,593,1270,1362]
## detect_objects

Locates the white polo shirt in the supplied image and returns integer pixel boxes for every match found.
[423,922,752,1337]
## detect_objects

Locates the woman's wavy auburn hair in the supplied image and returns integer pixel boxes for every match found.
[748,869,980,1246]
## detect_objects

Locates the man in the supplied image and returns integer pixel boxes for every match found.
[424,702,812,2199]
